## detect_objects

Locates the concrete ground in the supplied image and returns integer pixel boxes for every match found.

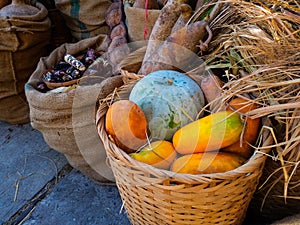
[0,121,276,225]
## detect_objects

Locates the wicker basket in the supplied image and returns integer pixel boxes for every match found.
[95,77,273,225]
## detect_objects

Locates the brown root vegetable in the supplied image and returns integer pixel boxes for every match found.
[107,36,130,73]
[105,1,123,29]
[200,74,223,103]
[107,35,127,52]
[171,4,194,34]
[133,0,159,9]
[140,20,212,74]
[110,21,127,39]
[138,0,188,74]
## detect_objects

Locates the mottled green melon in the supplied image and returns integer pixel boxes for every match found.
[129,70,205,140]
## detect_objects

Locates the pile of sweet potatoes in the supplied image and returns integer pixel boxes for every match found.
[138,0,215,75]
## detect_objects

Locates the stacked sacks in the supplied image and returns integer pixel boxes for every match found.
[0,0,51,124]
[54,0,112,41]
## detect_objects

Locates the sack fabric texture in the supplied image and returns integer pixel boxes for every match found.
[0,2,51,124]
[54,0,112,41]
[25,35,123,183]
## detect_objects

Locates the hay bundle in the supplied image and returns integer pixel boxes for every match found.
[189,0,300,221]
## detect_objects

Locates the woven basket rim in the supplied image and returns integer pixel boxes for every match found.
[96,97,273,184]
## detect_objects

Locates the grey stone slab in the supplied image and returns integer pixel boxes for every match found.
[22,170,131,225]
[0,121,68,222]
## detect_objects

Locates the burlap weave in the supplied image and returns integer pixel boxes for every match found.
[0,1,51,124]
[25,35,123,183]
[54,0,112,41]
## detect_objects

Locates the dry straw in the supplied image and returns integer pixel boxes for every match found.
[201,0,300,220]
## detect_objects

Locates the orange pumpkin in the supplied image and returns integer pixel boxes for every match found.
[223,97,260,158]
[105,100,148,153]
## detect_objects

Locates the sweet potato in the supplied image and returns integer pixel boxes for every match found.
[171,4,194,33]
[140,20,212,74]
[107,36,130,72]
[107,36,127,52]
[138,0,188,74]
[105,1,123,29]
[200,73,223,103]
[110,21,127,39]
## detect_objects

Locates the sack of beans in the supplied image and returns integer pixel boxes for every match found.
[25,34,123,184]
[0,0,51,124]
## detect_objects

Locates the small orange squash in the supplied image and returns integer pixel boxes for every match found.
[171,152,246,174]
[105,100,148,153]
[130,140,177,170]
[172,111,243,154]
[223,97,260,158]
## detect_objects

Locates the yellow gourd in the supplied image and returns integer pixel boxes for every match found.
[171,152,246,174]
[130,140,177,170]
[172,111,243,154]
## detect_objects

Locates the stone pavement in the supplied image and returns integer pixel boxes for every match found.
[0,121,130,225]
[0,120,271,225]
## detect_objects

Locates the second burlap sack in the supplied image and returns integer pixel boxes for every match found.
[0,1,51,124]
[25,35,123,184]
[124,6,160,42]
[54,0,112,41]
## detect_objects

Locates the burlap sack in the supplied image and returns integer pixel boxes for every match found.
[25,35,124,184]
[0,2,51,124]
[124,6,160,42]
[54,0,112,41]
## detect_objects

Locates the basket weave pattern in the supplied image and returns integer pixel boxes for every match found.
[96,82,272,225]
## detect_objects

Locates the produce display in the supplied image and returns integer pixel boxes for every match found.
[15,0,299,223]
[105,70,258,174]
[97,0,300,224]
[101,0,278,176]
